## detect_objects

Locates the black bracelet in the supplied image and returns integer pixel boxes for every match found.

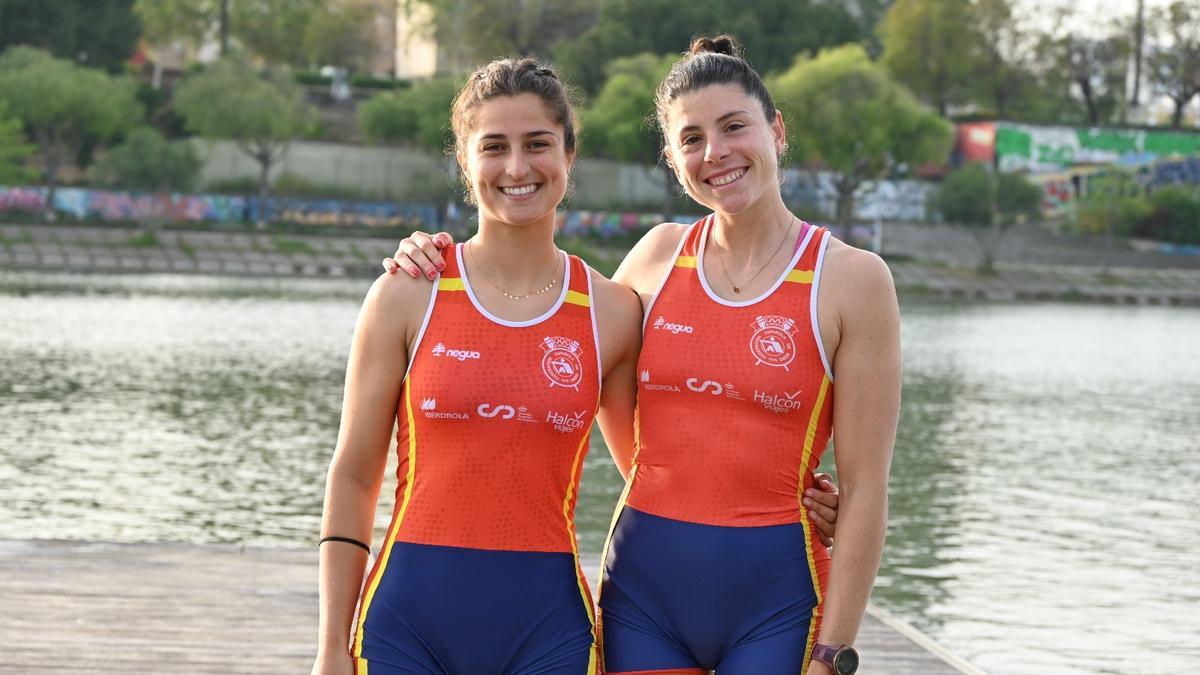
[319,535,371,554]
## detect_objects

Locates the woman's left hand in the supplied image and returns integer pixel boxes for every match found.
[804,472,839,546]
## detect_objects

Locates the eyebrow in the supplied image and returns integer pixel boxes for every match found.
[478,129,556,141]
[678,110,749,135]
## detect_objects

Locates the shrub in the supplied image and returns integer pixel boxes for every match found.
[91,127,202,192]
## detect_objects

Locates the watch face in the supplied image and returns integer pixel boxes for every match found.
[834,646,860,675]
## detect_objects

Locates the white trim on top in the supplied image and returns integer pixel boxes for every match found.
[584,262,603,396]
[640,219,700,333]
[403,275,441,382]
[696,215,816,308]
[456,244,570,328]
[810,229,834,381]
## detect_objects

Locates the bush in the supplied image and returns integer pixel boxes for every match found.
[1076,194,1152,237]
[1136,186,1200,245]
[91,127,202,192]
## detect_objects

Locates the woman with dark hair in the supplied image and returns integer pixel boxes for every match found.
[387,34,896,675]
[312,57,644,675]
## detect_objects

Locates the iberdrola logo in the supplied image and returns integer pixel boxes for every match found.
[540,336,583,390]
[749,314,798,370]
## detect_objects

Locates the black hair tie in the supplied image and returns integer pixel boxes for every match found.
[319,535,370,554]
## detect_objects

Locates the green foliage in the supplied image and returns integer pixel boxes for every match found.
[272,236,316,256]
[1075,195,1151,237]
[934,163,1041,228]
[770,44,953,225]
[556,0,865,95]
[91,127,202,192]
[0,102,35,184]
[134,0,219,50]
[583,53,675,162]
[422,0,598,65]
[174,57,310,155]
[0,0,141,71]
[358,77,460,153]
[301,2,378,71]
[1140,186,1200,244]
[878,0,978,116]
[0,46,140,200]
[1146,1,1200,128]
[232,0,321,66]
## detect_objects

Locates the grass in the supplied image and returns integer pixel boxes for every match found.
[178,241,195,259]
[128,232,160,248]
[272,236,316,256]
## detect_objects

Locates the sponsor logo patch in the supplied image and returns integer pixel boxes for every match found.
[477,403,516,419]
[652,316,695,335]
[419,397,469,419]
[640,369,680,393]
[431,342,481,361]
[755,389,805,413]
[547,410,587,433]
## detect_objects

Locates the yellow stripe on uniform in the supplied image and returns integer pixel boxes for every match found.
[565,290,590,307]
[796,375,832,674]
[786,269,814,284]
[675,256,697,268]
[355,657,368,675]
[354,380,419,658]
[438,277,465,292]
[562,401,599,671]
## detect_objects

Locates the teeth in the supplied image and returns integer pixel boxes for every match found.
[501,185,538,196]
[710,169,746,187]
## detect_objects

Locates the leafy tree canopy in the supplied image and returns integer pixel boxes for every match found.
[877,0,978,116]
[358,76,461,153]
[0,0,141,71]
[583,53,675,162]
[91,127,202,192]
[0,102,35,184]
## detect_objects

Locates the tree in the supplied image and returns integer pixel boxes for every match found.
[231,0,321,66]
[1037,8,1129,126]
[0,0,141,71]
[933,164,1041,273]
[358,76,460,152]
[970,0,1036,118]
[770,44,953,236]
[174,57,311,226]
[1146,1,1200,129]
[0,47,140,217]
[0,103,35,185]
[584,53,678,216]
[91,127,202,192]
[877,0,978,116]
[555,0,864,95]
[301,2,379,71]
[133,0,228,86]
[418,0,599,66]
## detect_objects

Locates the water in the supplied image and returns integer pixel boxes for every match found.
[1,270,1197,674]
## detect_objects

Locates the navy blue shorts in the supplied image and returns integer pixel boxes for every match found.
[599,507,825,674]
[356,541,597,674]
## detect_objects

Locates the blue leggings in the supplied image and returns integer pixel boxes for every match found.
[357,542,596,674]
[599,507,825,674]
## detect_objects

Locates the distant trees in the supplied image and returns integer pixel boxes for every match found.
[358,77,460,152]
[877,0,978,117]
[0,47,140,217]
[0,103,34,185]
[933,164,1042,272]
[91,128,202,193]
[0,0,141,71]
[174,58,311,226]
[771,45,954,235]
[1146,1,1200,129]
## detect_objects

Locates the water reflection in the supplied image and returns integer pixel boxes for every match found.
[2,271,1199,673]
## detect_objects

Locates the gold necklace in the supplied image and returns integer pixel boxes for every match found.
[467,240,560,301]
[716,218,795,294]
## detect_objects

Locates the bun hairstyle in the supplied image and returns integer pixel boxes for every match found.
[450,57,579,157]
[450,57,580,203]
[655,34,776,143]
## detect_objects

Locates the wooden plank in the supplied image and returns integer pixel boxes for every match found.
[0,540,982,674]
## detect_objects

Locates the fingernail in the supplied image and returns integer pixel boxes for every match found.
[804,489,814,497]
[408,268,418,278]
[426,271,436,280]
[803,498,813,507]
[436,261,445,271]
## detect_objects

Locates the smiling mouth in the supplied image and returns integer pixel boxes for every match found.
[500,184,540,197]
[706,168,747,187]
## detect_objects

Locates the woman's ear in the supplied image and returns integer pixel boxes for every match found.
[772,110,787,156]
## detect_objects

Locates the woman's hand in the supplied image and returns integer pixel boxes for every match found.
[382,231,455,279]
[805,472,840,546]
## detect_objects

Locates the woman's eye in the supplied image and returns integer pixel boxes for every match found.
[681,135,700,147]
[727,122,745,132]
[482,144,503,153]
[528,140,550,150]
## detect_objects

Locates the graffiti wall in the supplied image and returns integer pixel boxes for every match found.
[0,186,438,228]
[960,122,1200,173]
[779,170,934,222]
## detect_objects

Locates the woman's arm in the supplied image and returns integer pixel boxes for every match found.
[592,272,643,479]
[809,246,900,672]
[314,272,430,672]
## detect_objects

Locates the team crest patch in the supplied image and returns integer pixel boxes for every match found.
[750,315,798,370]
[541,336,583,390]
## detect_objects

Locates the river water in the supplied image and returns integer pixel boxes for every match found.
[1,270,1197,674]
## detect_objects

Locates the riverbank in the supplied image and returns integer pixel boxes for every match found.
[0,539,985,674]
[2,222,1199,305]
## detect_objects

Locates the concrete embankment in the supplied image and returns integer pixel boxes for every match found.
[3,222,1199,306]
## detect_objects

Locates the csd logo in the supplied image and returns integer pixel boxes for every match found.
[686,378,723,395]
[477,403,516,419]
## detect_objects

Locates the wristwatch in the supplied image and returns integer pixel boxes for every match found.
[811,643,860,674]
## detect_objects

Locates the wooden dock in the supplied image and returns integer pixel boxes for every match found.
[0,539,985,674]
